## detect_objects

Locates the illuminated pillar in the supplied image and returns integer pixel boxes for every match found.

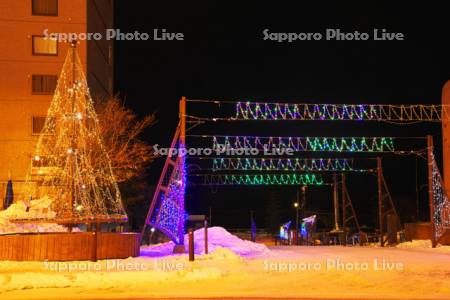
[442,80,450,193]
[427,135,436,248]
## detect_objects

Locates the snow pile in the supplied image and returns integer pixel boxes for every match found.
[197,246,244,262]
[397,240,434,249]
[396,239,450,252]
[143,226,270,257]
[0,197,71,234]
[0,249,242,293]
[1,246,450,298]
[4,196,56,219]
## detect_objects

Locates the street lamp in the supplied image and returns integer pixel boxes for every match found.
[149,227,156,244]
[298,186,307,245]
[302,186,307,210]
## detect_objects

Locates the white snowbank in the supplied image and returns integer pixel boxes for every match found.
[396,239,450,253]
[142,226,270,257]
[1,245,450,299]
[0,197,71,234]
[0,246,246,294]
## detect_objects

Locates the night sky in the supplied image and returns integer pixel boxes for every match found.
[113,2,449,230]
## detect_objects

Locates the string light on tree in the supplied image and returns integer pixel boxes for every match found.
[22,44,127,222]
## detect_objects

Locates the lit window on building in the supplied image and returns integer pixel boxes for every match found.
[32,116,58,135]
[32,0,58,16]
[32,116,56,135]
[32,36,58,55]
[32,116,47,134]
[32,74,57,94]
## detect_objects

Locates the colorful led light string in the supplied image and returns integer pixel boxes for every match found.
[211,136,395,152]
[233,102,446,121]
[431,153,450,241]
[152,142,186,244]
[200,173,324,186]
[212,158,354,172]
[151,98,445,245]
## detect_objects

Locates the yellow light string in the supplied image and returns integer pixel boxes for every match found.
[21,47,127,222]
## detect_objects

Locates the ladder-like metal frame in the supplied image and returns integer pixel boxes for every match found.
[341,173,363,245]
[377,157,402,247]
[141,125,181,237]
[141,97,187,249]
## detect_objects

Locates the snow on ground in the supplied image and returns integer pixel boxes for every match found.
[0,227,449,299]
[396,239,450,253]
[141,226,270,257]
[0,197,72,234]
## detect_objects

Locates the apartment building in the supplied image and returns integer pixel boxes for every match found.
[0,0,114,203]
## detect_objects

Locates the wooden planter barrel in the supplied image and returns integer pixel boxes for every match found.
[0,232,140,261]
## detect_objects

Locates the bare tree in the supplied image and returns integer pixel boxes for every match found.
[96,97,156,182]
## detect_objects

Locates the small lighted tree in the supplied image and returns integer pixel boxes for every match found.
[25,42,127,222]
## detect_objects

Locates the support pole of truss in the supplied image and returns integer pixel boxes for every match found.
[333,174,340,231]
[173,96,187,252]
[341,173,347,246]
[342,173,346,232]
[427,135,437,248]
[442,81,450,193]
[180,96,186,145]
[377,157,384,247]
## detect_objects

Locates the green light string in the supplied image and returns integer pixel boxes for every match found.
[199,173,324,186]
[212,158,353,171]
[212,136,395,152]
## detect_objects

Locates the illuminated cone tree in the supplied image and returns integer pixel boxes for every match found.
[26,43,127,222]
